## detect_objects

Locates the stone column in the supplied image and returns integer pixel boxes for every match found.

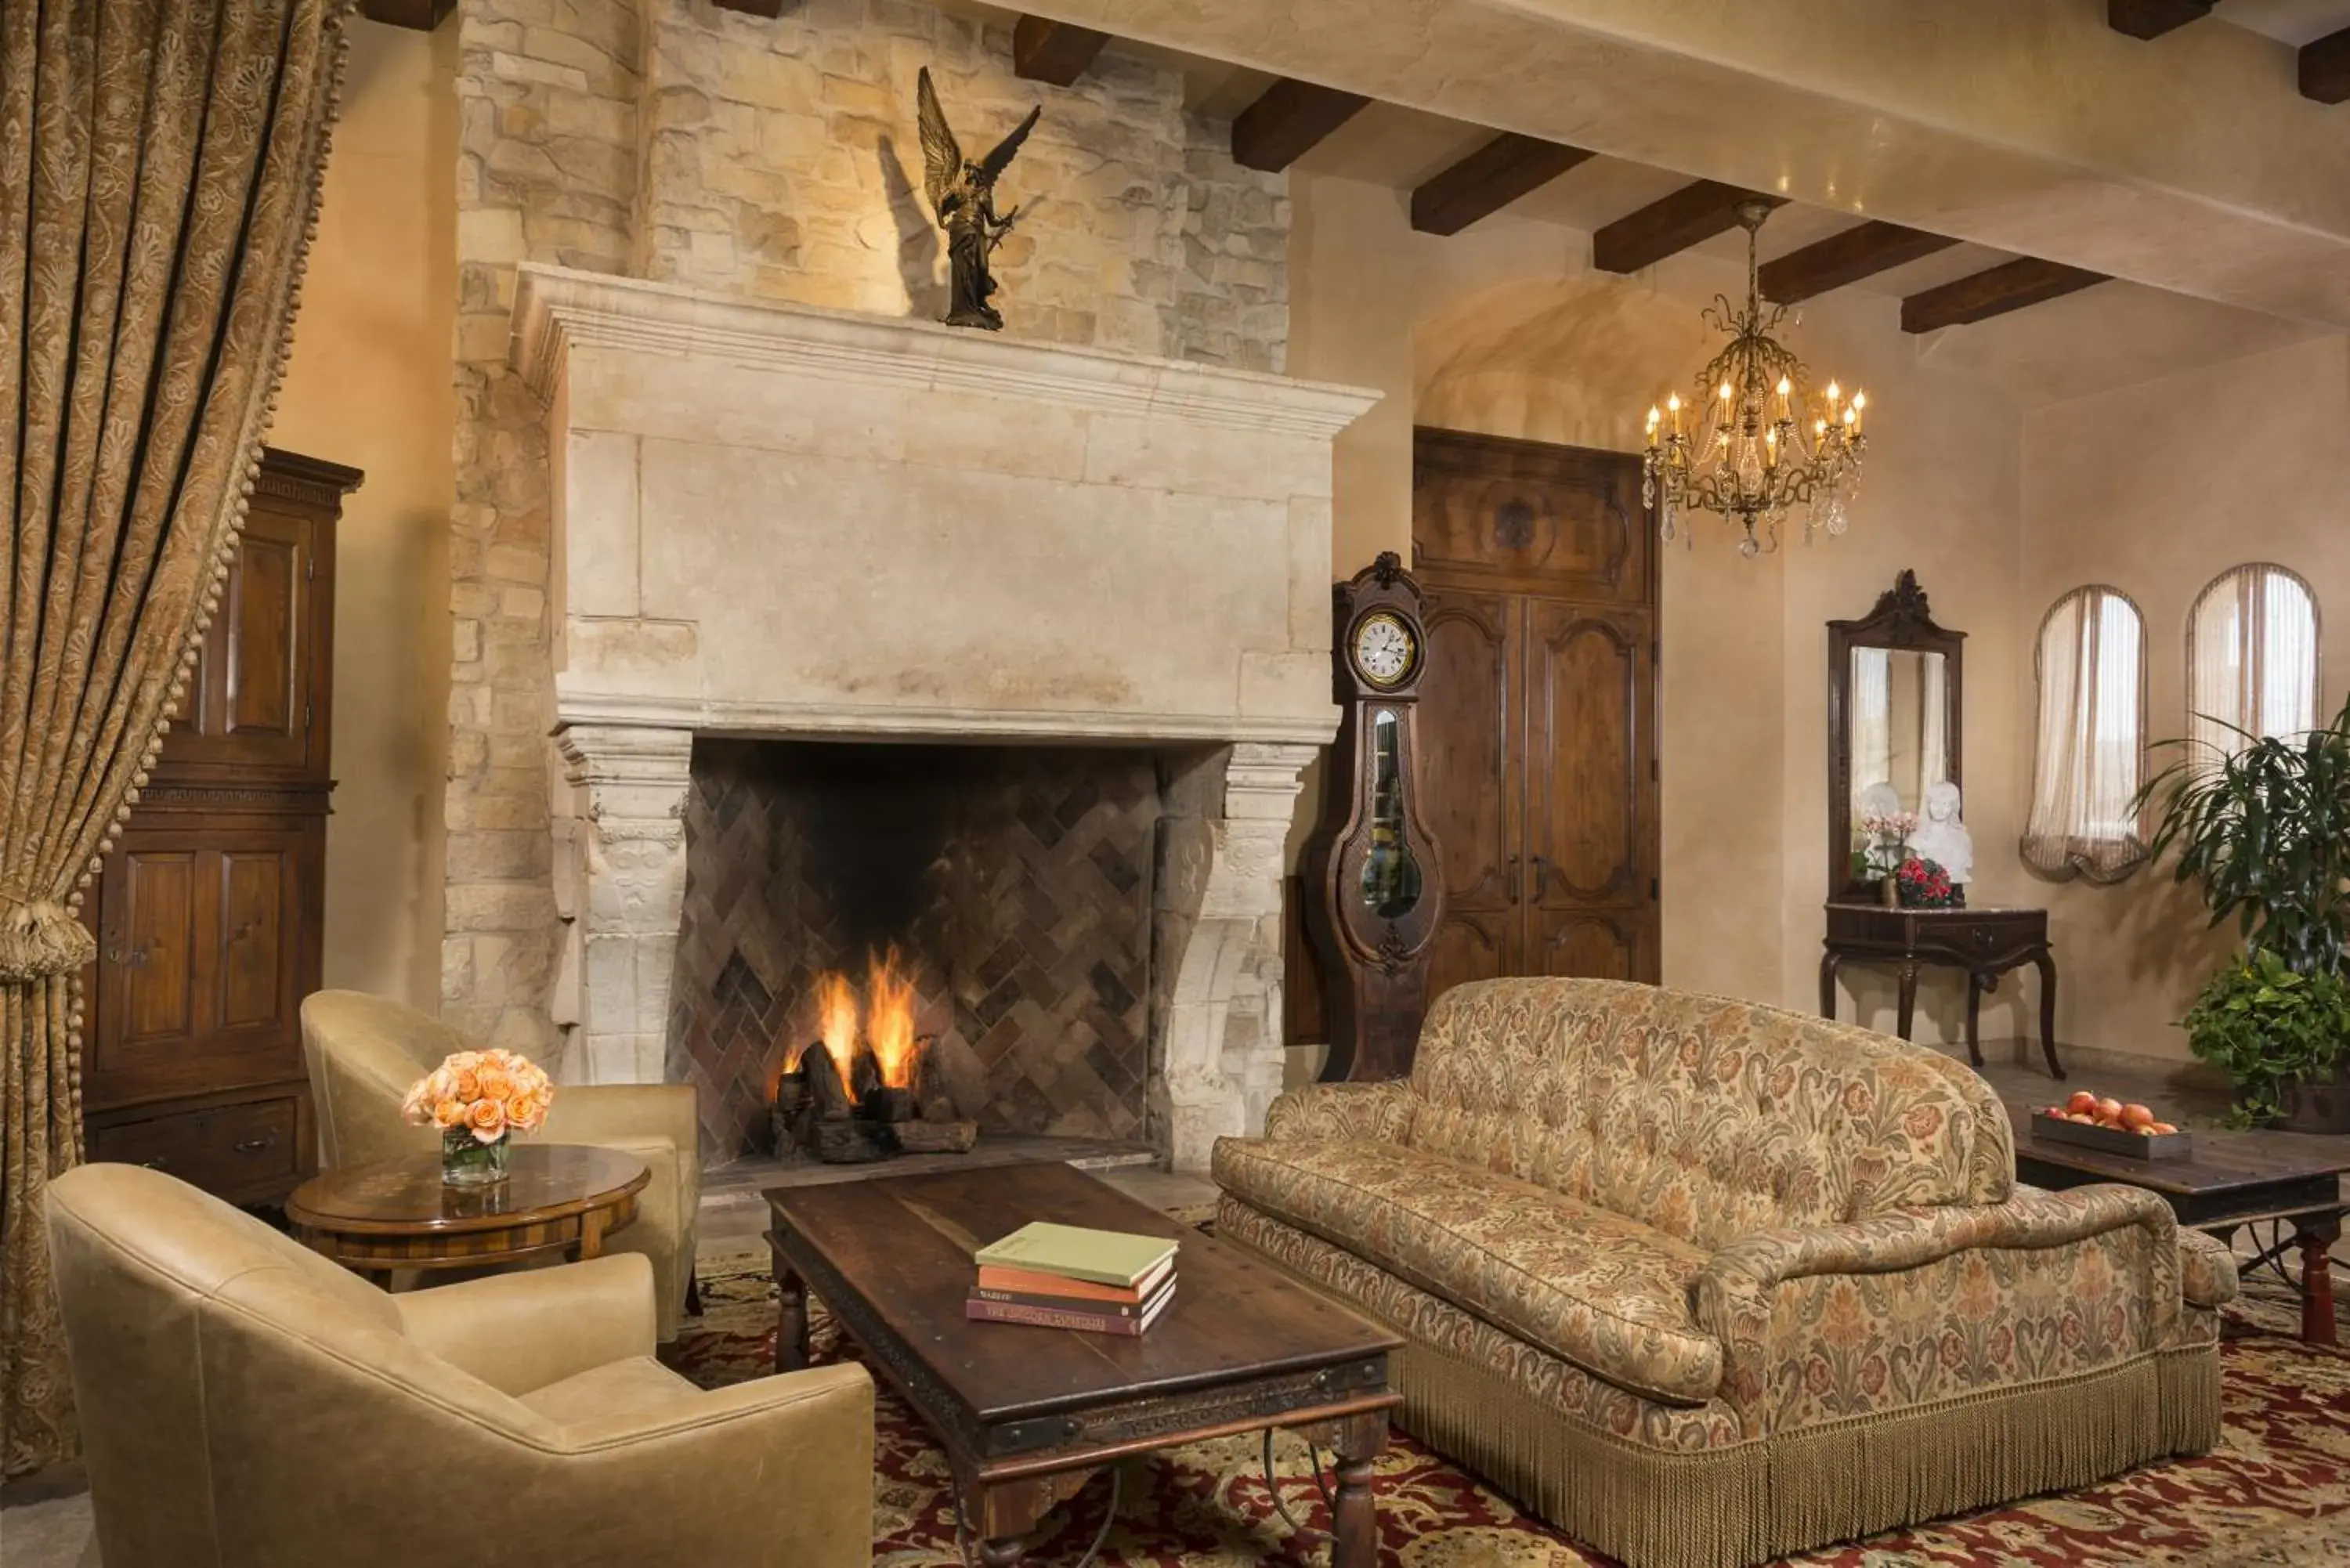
[1155,740,1317,1172]
[548,723,695,1085]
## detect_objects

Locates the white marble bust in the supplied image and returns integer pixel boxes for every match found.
[1909,779,1973,885]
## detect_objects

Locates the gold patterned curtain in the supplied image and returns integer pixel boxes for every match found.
[1,0,349,1476]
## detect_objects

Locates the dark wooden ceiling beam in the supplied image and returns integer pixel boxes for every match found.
[1756,220,1960,304]
[2301,25,2350,103]
[2106,0,2213,39]
[1012,16,1112,86]
[1231,79,1370,172]
[359,0,455,27]
[1900,258,2108,333]
[1409,134,1596,236]
[1592,180,1784,275]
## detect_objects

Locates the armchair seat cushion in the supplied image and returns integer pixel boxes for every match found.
[1213,1136,1722,1404]
[521,1355,700,1429]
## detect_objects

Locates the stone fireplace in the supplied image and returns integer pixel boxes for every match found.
[509,265,1376,1169]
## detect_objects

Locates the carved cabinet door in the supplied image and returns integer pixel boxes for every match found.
[158,503,328,779]
[1410,428,1660,991]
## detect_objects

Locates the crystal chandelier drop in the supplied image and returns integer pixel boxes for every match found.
[1641,200,1867,557]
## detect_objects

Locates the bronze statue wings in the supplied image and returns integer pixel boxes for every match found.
[916,67,1039,215]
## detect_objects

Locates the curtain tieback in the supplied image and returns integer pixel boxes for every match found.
[0,896,96,985]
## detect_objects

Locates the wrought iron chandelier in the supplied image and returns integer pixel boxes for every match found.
[1641,200,1867,557]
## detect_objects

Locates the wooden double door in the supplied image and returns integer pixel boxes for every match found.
[1412,428,1661,1002]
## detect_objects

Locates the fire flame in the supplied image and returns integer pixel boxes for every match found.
[815,970,859,1066]
[865,947,919,1089]
[786,947,920,1090]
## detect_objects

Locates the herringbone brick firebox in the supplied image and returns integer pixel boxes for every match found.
[667,737,1163,1162]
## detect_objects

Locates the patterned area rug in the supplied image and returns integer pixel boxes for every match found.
[670,1250,2350,1566]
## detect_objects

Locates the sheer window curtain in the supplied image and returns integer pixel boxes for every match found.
[2189,565,2319,768]
[1850,650,1892,815]
[1920,667,1947,789]
[2021,587,2149,883]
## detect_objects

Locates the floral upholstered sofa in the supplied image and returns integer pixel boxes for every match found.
[1213,978,2237,1568]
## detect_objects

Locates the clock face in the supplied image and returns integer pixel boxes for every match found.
[1353,612,1417,688]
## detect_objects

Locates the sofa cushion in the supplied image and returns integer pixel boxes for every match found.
[1213,1136,1723,1404]
[1401,979,2013,1251]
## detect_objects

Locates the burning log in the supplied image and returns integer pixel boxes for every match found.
[777,956,980,1164]
[801,1043,857,1121]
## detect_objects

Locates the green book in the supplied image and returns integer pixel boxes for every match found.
[974,1222,1178,1288]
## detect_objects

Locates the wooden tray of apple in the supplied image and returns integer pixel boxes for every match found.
[2031,1091,2190,1159]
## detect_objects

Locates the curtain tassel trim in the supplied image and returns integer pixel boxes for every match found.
[0,898,96,985]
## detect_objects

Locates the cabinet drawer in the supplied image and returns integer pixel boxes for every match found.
[1930,915,2045,959]
[90,1096,304,1200]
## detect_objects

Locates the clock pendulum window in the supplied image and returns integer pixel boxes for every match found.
[1301,551,1447,1082]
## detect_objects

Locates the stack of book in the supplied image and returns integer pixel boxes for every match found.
[967,1221,1177,1336]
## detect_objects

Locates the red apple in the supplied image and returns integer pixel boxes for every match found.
[2066,1090,2098,1116]
[2120,1104,2154,1130]
[2095,1097,2124,1123]
[2068,1112,2096,1124]
[2151,1121,2178,1135]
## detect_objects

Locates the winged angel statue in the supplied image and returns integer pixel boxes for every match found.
[916,67,1040,330]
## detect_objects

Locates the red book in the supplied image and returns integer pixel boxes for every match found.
[974,1255,1174,1305]
[964,1284,1177,1336]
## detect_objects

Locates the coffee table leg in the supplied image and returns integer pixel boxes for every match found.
[2299,1217,2341,1347]
[1328,1411,1388,1568]
[771,1235,811,1372]
[976,1541,1027,1566]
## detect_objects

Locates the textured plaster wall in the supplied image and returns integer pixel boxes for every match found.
[439,0,1295,1052]
[1286,173,2034,1040]
[270,23,458,1012]
[2019,334,2350,1063]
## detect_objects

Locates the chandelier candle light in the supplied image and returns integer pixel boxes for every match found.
[1642,200,1868,556]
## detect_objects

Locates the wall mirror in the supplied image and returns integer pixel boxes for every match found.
[1828,570,1965,898]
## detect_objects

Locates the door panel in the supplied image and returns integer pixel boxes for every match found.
[1426,907,1512,1013]
[1529,911,1645,981]
[1525,605,1640,901]
[162,507,314,773]
[1412,428,1652,603]
[218,851,289,1030]
[118,852,199,1043]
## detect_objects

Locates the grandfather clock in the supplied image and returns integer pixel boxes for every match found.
[1303,551,1445,1082]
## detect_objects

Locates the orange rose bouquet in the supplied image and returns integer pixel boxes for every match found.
[403,1048,553,1186]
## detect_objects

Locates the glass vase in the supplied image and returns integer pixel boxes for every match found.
[441,1127,511,1187]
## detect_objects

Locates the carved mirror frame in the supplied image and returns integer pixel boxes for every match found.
[1827,569,1965,900]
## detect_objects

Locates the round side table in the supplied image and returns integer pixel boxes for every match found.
[286,1143,649,1287]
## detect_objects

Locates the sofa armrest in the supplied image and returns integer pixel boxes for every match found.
[396,1252,656,1395]
[1260,1080,1415,1143]
[1693,1183,2186,1431]
[2177,1227,2240,1309]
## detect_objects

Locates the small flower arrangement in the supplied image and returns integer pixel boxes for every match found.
[1896,855,1958,909]
[1856,811,1917,877]
[403,1049,553,1186]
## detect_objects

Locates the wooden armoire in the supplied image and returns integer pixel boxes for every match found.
[1409,428,1661,999]
[80,447,359,1205]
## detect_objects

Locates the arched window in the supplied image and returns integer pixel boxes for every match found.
[2187,564,2319,764]
[2021,587,2147,883]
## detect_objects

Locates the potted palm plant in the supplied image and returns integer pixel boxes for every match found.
[2138,695,2350,1131]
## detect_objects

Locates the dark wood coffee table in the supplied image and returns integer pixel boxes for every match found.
[765,1163,1401,1567]
[2014,1126,2348,1346]
[287,1144,648,1286]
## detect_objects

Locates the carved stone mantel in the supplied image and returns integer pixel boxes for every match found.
[512,266,1377,1165]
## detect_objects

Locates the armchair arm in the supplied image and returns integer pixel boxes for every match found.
[396,1253,656,1396]
[533,1083,702,1232]
[1261,1079,1416,1143]
[1692,1183,2183,1430]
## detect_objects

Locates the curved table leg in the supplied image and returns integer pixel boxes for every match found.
[1965,971,1985,1067]
[2032,948,2065,1079]
[1895,961,1920,1041]
[1819,949,1842,1021]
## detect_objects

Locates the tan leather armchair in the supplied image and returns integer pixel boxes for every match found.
[46,1163,873,1568]
[300,989,702,1339]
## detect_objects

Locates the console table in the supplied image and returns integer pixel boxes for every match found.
[1820,903,2064,1079]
